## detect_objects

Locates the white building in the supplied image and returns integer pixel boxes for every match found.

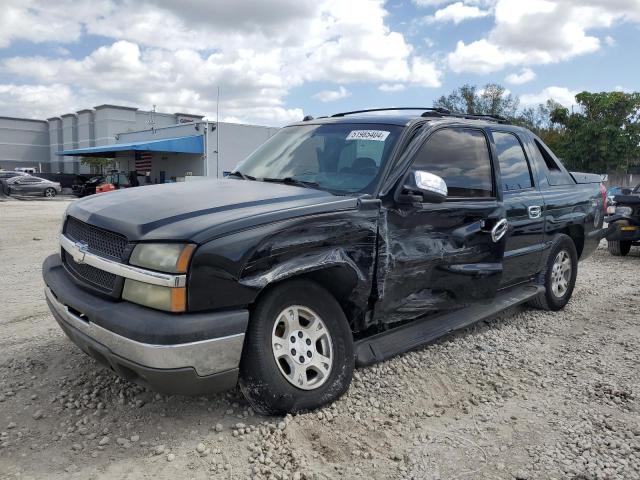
[0,104,279,181]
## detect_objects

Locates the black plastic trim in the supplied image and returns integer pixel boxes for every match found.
[355,283,543,367]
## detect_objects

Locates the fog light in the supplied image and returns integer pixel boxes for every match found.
[122,279,186,312]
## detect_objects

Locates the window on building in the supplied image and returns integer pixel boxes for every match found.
[412,127,494,198]
[493,132,533,191]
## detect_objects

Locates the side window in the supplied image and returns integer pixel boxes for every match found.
[534,139,573,186]
[413,127,494,198]
[493,132,533,192]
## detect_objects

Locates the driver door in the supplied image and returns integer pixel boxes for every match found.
[373,126,507,326]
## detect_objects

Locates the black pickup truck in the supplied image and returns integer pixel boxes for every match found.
[43,108,605,414]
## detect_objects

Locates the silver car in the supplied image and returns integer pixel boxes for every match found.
[6,175,62,198]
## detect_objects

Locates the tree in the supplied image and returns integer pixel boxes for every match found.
[433,83,519,118]
[80,157,114,174]
[549,92,640,172]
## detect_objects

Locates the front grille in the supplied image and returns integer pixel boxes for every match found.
[62,250,117,293]
[64,216,128,261]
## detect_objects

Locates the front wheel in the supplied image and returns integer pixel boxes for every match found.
[607,240,631,257]
[528,234,578,311]
[239,279,354,415]
[44,188,57,198]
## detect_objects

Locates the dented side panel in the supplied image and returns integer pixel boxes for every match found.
[188,208,379,331]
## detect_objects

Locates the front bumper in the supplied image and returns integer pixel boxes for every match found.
[43,254,249,395]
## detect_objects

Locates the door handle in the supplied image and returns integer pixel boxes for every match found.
[528,205,542,219]
[490,219,508,243]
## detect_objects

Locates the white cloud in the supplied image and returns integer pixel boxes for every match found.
[0,84,77,119]
[313,86,351,102]
[447,0,640,74]
[505,68,537,85]
[520,86,578,107]
[604,35,616,46]
[379,83,406,92]
[426,2,490,24]
[0,0,444,125]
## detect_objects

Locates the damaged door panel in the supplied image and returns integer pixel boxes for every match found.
[372,126,507,326]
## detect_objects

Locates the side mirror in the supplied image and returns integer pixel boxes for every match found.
[395,170,447,205]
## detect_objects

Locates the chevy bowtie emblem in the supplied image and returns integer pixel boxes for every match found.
[72,241,89,264]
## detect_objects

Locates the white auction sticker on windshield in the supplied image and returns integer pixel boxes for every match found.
[346,130,390,141]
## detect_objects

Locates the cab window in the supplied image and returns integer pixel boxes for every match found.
[412,127,494,198]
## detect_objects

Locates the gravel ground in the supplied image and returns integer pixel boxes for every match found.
[1,198,639,480]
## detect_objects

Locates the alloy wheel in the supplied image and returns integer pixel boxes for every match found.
[550,250,572,298]
[271,305,333,390]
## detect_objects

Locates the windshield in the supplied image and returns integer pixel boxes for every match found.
[233,123,403,194]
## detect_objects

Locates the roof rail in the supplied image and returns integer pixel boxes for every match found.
[331,107,451,117]
[329,107,508,124]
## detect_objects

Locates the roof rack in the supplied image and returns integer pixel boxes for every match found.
[331,107,451,117]
[329,107,508,124]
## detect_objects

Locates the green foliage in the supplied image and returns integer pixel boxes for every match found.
[434,86,640,173]
[434,83,520,118]
[548,92,640,172]
[80,157,114,174]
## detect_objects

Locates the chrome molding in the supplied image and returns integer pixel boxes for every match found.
[60,234,186,288]
[45,287,245,376]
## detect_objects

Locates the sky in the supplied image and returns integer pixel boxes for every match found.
[0,0,638,126]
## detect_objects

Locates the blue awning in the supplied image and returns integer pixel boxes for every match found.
[57,134,204,157]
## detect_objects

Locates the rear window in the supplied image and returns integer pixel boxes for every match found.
[534,139,573,186]
[412,127,494,198]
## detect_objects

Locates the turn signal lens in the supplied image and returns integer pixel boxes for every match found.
[175,244,196,273]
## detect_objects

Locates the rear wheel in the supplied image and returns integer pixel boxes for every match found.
[607,240,631,257]
[528,234,578,311]
[239,279,354,415]
[44,188,57,198]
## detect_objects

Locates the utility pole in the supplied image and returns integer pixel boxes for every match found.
[148,104,157,134]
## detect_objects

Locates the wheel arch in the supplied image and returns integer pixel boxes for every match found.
[557,224,585,258]
[245,262,366,334]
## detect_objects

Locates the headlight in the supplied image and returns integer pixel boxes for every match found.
[615,206,633,216]
[129,243,196,273]
[122,279,186,312]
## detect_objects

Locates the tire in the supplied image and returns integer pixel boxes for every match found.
[44,188,57,198]
[528,234,578,311]
[239,279,354,415]
[607,240,631,257]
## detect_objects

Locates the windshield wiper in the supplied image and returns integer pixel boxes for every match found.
[262,177,321,189]
[227,171,256,180]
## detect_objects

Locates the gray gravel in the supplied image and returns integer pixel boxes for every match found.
[1,199,639,479]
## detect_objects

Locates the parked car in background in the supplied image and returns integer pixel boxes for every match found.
[606,186,623,206]
[36,172,88,190]
[0,170,30,195]
[72,175,105,197]
[6,175,62,198]
[606,183,640,256]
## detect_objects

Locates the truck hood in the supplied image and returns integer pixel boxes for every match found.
[67,179,358,243]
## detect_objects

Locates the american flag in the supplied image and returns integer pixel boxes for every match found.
[135,152,152,172]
